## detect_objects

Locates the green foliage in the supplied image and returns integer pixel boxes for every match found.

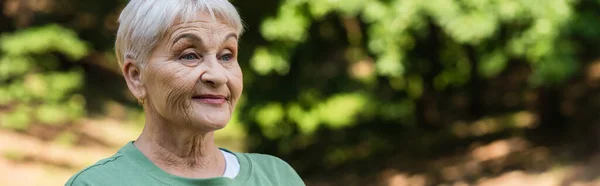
[1,24,88,60]
[255,0,575,78]
[0,24,88,130]
[255,93,367,136]
[379,99,415,122]
[250,47,290,75]
[256,102,286,139]
[242,0,584,155]
[0,104,33,131]
[479,49,508,78]
[316,93,366,128]
[260,2,310,42]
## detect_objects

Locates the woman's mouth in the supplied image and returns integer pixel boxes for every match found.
[192,94,228,105]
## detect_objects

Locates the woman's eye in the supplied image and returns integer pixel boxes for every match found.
[179,53,199,60]
[220,54,233,62]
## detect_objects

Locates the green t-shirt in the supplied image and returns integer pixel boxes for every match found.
[65,142,305,186]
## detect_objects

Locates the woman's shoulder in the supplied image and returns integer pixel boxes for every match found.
[65,153,128,186]
[65,143,150,186]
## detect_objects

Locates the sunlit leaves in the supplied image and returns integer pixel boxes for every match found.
[389,0,422,35]
[0,104,33,131]
[317,93,366,128]
[0,25,88,129]
[497,0,524,21]
[361,1,388,23]
[286,93,367,134]
[447,12,498,44]
[333,0,366,16]
[260,3,310,42]
[0,56,33,81]
[255,0,576,82]
[288,103,320,134]
[308,0,334,19]
[35,94,86,125]
[250,47,290,75]
[0,24,88,60]
[256,102,286,139]
[375,51,404,77]
[249,0,579,142]
[479,50,508,78]
[424,0,499,44]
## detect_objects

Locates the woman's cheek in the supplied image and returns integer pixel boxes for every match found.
[150,65,195,121]
[167,75,199,118]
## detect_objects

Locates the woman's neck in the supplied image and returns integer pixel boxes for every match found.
[134,115,225,178]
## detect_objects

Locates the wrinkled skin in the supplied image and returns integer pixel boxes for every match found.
[121,12,243,177]
[127,12,242,132]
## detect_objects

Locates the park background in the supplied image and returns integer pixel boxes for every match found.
[1,0,600,185]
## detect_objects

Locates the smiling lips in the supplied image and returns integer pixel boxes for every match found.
[192,94,228,105]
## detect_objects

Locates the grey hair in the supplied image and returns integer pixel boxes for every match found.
[115,0,244,68]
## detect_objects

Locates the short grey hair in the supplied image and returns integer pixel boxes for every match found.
[115,0,244,68]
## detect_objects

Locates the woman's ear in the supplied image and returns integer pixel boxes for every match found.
[122,58,146,102]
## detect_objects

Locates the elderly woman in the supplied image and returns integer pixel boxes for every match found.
[65,0,304,185]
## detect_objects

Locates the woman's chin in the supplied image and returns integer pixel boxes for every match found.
[187,114,230,131]
[184,103,232,131]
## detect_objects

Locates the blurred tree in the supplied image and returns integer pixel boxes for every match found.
[242,0,581,158]
[0,24,88,130]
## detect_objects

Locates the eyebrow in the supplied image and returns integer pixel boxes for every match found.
[172,33,203,46]
[171,32,238,48]
[222,33,238,44]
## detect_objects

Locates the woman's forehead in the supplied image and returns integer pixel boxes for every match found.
[166,23,237,45]
[170,12,237,32]
[164,14,237,40]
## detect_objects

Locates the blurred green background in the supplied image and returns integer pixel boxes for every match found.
[1,0,600,185]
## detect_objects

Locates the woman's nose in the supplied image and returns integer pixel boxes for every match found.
[199,56,227,87]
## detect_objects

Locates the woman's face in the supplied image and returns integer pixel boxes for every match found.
[142,12,242,131]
